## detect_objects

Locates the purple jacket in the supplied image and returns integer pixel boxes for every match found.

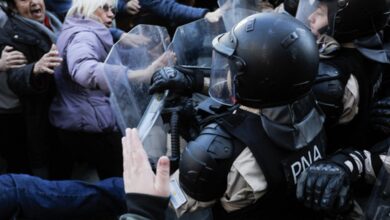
[49,16,116,133]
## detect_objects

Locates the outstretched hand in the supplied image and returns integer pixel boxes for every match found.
[122,128,170,197]
[204,8,223,23]
[119,33,151,47]
[127,50,176,82]
[126,0,141,15]
[33,44,62,75]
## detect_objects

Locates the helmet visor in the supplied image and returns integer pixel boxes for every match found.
[209,50,236,106]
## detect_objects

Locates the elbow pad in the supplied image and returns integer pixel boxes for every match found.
[179,123,239,202]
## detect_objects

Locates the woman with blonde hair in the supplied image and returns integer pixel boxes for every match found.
[49,0,123,180]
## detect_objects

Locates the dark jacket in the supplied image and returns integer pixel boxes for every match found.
[0,11,61,169]
[119,194,169,220]
[118,0,209,24]
[44,0,71,21]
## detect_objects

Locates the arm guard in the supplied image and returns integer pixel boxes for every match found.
[179,123,243,202]
[313,62,349,125]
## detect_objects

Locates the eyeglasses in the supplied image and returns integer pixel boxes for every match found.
[102,4,117,15]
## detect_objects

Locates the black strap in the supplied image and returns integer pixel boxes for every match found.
[216,109,285,191]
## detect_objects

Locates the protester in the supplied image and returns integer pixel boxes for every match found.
[0,0,62,177]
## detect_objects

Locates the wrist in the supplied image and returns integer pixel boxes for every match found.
[32,64,39,76]
[125,193,169,220]
[0,60,5,72]
[329,148,365,181]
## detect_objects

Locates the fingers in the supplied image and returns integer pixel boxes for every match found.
[50,44,57,50]
[320,176,344,210]
[205,8,224,23]
[127,0,141,15]
[312,175,329,210]
[303,170,318,207]
[34,50,62,74]
[296,169,308,200]
[2,48,27,67]
[122,129,132,168]
[336,184,350,209]
[155,51,176,67]
[46,49,60,58]
[40,66,55,74]
[122,129,134,193]
[149,72,167,94]
[128,128,143,152]
[7,50,26,58]
[128,128,151,168]
[149,81,165,94]
[8,64,26,69]
[7,56,27,65]
[46,57,63,67]
[120,34,151,47]
[3,45,13,52]
[155,156,170,197]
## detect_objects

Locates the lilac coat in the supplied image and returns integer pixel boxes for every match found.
[49,16,116,133]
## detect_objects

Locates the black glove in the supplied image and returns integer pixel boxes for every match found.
[296,160,351,212]
[149,66,203,95]
[297,148,365,212]
[371,97,390,135]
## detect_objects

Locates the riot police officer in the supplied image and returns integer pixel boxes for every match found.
[295,0,388,147]
[295,0,390,215]
[164,12,327,219]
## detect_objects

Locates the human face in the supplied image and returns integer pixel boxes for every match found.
[13,0,46,23]
[94,3,116,28]
[308,3,328,38]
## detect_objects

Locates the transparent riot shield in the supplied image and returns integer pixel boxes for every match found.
[167,0,261,75]
[366,146,390,219]
[217,0,262,31]
[103,25,174,158]
[168,17,225,68]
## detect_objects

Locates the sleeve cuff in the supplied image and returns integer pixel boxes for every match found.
[125,193,169,220]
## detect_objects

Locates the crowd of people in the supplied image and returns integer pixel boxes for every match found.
[0,0,389,219]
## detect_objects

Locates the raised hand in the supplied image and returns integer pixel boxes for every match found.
[122,128,170,197]
[204,8,223,23]
[119,33,151,47]
[33,44,62,75]
[126,0,141,15]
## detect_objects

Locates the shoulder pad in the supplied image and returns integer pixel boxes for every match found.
[313,62,348,123]
[315,62,351,82]
[196,98,229,115]
[179,123,240,201]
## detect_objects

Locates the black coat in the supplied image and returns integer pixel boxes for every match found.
[0,12,57,169]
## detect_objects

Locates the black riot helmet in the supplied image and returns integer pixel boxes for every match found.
[296,0,389,43]
[209,12,319,108]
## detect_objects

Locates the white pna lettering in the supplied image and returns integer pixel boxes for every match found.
[291,145,322,184]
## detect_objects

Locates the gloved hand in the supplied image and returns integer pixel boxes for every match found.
[296,160,352,212]
[149,66,202,95]
[370,97,390,135]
